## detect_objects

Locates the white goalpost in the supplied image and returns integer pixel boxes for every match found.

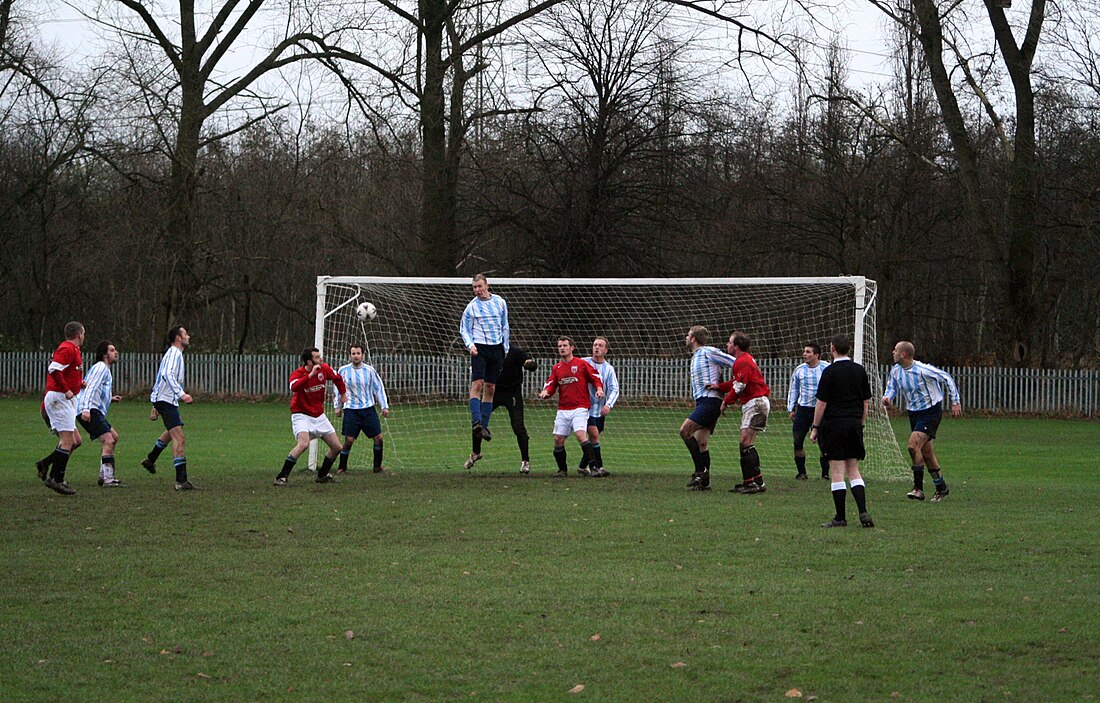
[313,276,907,480]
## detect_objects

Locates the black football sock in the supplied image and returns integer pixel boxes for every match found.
[580,441,594,470]
[518,434,530,462]
[700,450,710,477]
[795,455,807,474]
[318,454,335,478]
[473,432,483,455]
[739,446,752,483]
[373,440,383,469]
[850,478,868,514]
[338,450,350,471]
[912,465,925,491]
[831,482,847,521]
[554,447,567,471]
[684,436,704,473]
[148,438,168,463]
[49,448,71,482]
[743,445,763,484]
[930,468,947,492]
[173,457,187,483]
[591,443,603,469]
[278,455,296,479]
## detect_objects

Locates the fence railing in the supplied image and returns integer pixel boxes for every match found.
[1,353,1096,417]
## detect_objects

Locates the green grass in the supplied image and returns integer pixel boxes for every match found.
[1,398,1098,702]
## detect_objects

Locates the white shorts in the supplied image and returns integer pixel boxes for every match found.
[44,391,77,433]
[291,413,337,439]
[740,396,770,431]
[553,408,590,437]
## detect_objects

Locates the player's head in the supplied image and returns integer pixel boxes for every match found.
[64,321,85,344]
[168,326,190,348]
[729,331,750,354]
[803,343,821,363]
[892,340,914,363]
[471,273,490,300]
[832,334,852,357]
[592,337,609,359]
[557,336,575,358]
[349,344,365,364]
[95,341,118,364]
[686,325,709,348]
[301,347,322,366]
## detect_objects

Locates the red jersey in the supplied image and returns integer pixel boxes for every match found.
[543,356,602,411]
[45,340,83,394]
[719,352,770,405]
[289,363,347,417]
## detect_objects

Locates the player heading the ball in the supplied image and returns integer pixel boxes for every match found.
[460,274,510,445]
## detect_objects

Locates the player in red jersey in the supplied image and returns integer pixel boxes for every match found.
[537,337,604,477]
[37,321,86,494]
[274,347,348,485]
[708,331,772,494]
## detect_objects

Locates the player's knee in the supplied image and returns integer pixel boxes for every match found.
[469,380,484,395]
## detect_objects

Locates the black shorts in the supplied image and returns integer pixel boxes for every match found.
[819,418,865,461]
[471,344,506,384]
[587,415,605,433]
[909,404,943,439]
[77,409,112,440]
[154,401,184,431]
[687,397,723,433]
[492,385,522,412]
[791,406,815,449]
[342,407,382,439]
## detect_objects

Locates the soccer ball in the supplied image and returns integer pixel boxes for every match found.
[356,301,377,322]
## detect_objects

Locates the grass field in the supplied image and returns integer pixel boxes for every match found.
[2,398,1098,702]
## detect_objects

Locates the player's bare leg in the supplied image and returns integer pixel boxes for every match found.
[907,431,932,500]
[338,435,356,474]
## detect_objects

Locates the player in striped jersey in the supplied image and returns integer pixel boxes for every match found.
[788,343,830,480]
[334,344,390,474]
[681,326,737,491]
[882,340,962,502]
[460,274,510,445]
[76,341,124,487]
[36,321,86,495]
[142,326,197,490]
[580,337,619,478]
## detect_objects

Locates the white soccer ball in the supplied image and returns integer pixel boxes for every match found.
[356,301,377,322]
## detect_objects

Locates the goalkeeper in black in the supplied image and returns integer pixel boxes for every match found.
[464,346,538,473]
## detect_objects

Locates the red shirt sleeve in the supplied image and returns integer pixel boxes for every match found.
[543,364,560,396]
[289,366,311,392]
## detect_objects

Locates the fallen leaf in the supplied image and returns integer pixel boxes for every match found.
[785,689,803,698]
[202,651,214,657]
[589,633,601,641]
[159,650,171,655]
[344,630,355,640]
[1058,627,1068,633]
[568,684,585,694]
[890,692,901,698]
[196,673,210,679]
[671,662,687,669]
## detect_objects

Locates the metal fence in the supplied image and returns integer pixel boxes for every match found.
[1,352,1097,416]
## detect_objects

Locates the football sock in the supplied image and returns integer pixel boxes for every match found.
[931,472,947,492]
[831,482,847,521]
[49,448,71,482]
[338,450,350,471]
[102,454,116,481]
[373,440,383,469]
[581,441,594,469]
[739,445,752,482]
[850,478,868,514]
[518,435,530,462]
[173,457,187,483]
[684,436,704,473]
[319,454,335,478]
[38,451,55,470]
[554,447,567,471]
[469,398,481,426]
[912,465,925,491]
[700,450,710,473]
[819,455,830,477]
[149,438,168,463]
[472,432,483,455]
[278,455,296,479]
[743,444,763,484]
[591,443,603,469]
[795,455,807,474]
[480,402,493,428]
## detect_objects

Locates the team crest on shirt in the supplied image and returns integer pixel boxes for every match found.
[571,365,577,373]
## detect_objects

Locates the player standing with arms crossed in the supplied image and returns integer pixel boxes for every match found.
[538,337,604,477]
[36,321,86,495]
[275,348,348,485]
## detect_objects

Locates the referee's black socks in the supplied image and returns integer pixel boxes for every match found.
[831,481,847,522]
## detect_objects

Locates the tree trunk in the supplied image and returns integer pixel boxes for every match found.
[419,0,456,275]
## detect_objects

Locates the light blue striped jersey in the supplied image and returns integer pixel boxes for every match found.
[884,360,961,412]
[460,294,510,352]
[76,361,113,415]
[150,346,186,405]
[787,361,830,412]
[335,363,388,411]
[690,346,736,400]
[583,357,620,417]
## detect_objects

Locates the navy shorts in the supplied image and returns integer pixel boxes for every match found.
[909,404,943,439]
[342,407,382,439]
[587,415,605,433]
[154,401,184,431]
[791,405,815,449]
[819,418,865,461]
[687,397,723,433]
[77,409,112,440]
[471,344,506,384]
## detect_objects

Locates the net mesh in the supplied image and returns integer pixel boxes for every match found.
[317,277,906,480]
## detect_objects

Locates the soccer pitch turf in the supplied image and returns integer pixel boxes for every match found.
[2,398,1098,702]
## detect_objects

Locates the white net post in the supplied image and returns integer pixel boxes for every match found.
[314,276,907,479]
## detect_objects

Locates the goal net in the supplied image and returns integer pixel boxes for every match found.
[314,277,907,480]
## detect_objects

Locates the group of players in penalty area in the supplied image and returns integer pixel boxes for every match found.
[35,275,964,529]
